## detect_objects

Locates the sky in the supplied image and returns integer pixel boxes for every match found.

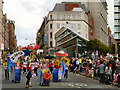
[3,0,114,47]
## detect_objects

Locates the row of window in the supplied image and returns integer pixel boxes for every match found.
[50,14,81,20]
[50,23,81,29]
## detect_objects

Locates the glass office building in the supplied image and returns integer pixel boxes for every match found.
[55,27,88,58]
[114,0,120,53]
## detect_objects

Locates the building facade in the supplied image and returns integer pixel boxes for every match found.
[114,0,120,54]
[86,1,108,46]
[36,2,92,56]
[62,0,108,46]
[107,27,113,47]
[55,27,88,58]
[7,20,16,53]
[0,0,4,58]
[2,14,9,51]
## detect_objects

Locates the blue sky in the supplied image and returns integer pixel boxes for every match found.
[3,0,114,47]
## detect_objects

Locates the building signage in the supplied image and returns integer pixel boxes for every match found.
[9,51,25,62]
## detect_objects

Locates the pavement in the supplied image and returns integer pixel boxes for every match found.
[1,66,120,89]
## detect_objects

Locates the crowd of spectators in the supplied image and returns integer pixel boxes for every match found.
[69,55,120,86]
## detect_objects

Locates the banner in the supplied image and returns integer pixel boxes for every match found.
[9,51,25,62]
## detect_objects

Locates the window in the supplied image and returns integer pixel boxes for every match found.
[57,24,60,29]
[91,30,93,32]
[50,15,52,20]
[73,24,75,28]
[78,32,81,35]
[62,23,65,27]
[72,15,75,19]
[67,15,70,19]
[91,36,93,39]
[78,24,81,29]
[57,14,60,19]
[50,41,52,47]
[50,24,52,29]
[78,15,81,19]
[62,15,65,19]
[86,34,88,39]
[50,32,52,38]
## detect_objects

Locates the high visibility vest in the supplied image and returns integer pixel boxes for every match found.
[79,59,82,64]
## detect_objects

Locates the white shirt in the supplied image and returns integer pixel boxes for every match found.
[76,60,79,65]
[31,62,35,69]
[34,62,38,67]
[23,62,27,68]
[89,59,92,64]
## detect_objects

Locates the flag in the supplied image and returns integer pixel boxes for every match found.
[58,59,66,80]
[7,59,13,72]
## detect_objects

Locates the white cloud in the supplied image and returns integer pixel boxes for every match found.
[3,0,114,46]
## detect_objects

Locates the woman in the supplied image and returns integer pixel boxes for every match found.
[23,59,27,74]
[26,62,32,88]
[105,63,111,84]
[64,59,69,79]
[34,59,38,76]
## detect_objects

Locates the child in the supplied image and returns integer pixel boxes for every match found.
[91,67,94,79]
[25,62,32,88]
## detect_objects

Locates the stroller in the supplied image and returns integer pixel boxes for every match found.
[112,74,120,86]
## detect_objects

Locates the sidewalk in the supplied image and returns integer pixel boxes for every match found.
[78,72,120,87]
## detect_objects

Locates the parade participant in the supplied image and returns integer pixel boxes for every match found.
[31,60,35,72]
[25,62,32,88]
[34,59,38,76]
[64,59,69,79]
[23,59,27,74]
[48,60,54,74]
[13,62,21,83]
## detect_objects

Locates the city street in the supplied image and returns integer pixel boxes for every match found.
[1,67,119,89]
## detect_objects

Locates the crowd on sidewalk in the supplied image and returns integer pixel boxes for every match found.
[69,55,120,86]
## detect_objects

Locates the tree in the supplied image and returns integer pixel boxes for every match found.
[86,39,112,55]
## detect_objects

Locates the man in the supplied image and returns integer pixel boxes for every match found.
[3,59,9,80]
[98,61,105,84]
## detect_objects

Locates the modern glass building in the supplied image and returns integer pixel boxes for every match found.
[55,27,89,58]
[114,0,120,54]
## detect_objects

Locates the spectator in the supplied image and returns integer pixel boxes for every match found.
[99,61,105,84]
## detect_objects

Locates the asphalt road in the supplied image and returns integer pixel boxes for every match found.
[1,66,120,89]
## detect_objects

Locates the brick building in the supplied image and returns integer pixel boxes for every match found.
[7,20,16,53]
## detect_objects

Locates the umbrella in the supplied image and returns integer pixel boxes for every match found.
[54,51,68,57]
[44,54,55,59]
